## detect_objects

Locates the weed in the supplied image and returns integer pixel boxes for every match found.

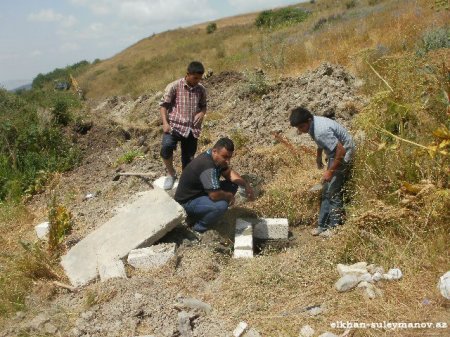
[241,70,269,97]
[48,196,73,254]
[116,149,144,165]
[416,26,450,57]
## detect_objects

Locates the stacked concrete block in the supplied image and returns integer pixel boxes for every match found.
[253,218,288,240]
[233,219,253,259]
[127,243,176,269]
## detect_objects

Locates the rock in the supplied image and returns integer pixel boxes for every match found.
[358,272,373,283]
[357,281,381,299]
[336,262,368,277]
[127,243,176,269]
[175,297,212,315]
[317,332,339,337]
[383,268,402,281]
[70,327,82,337]
[243,328,261,337]
[372,271,383,282]
[335,274,359,292]
[177,311,193,337]
[233,321,248,337]
[306,305,322,316]
[28,313,50,330]
[43,322,58,334]
[35,221,50,240]
[299,324,315,337]
[438,271,450,299]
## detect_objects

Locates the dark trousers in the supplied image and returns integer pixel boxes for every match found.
[160,131,198,169]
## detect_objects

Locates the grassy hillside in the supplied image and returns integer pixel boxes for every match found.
[78,0,448,99]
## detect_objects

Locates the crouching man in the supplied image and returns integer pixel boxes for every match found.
[174,137,254,233]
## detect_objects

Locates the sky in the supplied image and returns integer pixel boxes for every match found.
[0,0,304,90]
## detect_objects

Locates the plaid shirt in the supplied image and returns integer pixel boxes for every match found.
[159,78,207,138]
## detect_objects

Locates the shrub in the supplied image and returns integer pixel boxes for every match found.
[255,7,309,29]
[241,70,269,97]
[416,26,450,56]
[48,197,73,253]
[52,99,71,126]
[206,22,217,34]
[116,150,144,165]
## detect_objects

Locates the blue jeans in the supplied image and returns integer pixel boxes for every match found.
[160,131,198,169]
[182,181,238,232]
[318,162,350,229]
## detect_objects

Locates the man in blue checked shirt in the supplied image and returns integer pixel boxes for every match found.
[289,107,355,236]
[174,137,254,233]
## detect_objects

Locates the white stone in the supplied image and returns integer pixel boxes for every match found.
[358,272,373,283]
[382,268,402,281]
[438,271,450,299]
[233,321,248,337]
[317,332,338,337]
[35,222,50,240]
[337,262,368,277]
[299,325,315,337]
[98,258,127,281]
[335,274,359,292]
[127,243,176,269]
[61,189,185,287]
[372,271,383,282]
[244,328,261,337]
[253,218,289,240]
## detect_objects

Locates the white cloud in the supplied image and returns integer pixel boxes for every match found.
[27,9,78,27]
[30,50,43,57]
[59,42,80,53]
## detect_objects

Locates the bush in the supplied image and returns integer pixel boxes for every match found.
[0,89,80,200]
[416,27,450,56]
[206,22,217,34]
[116,150,144,165]
[241,70,269,97]
[255,7,309,29]
[52,99,71,126]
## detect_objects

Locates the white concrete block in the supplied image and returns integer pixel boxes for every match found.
[127,243,176,269]
[253,218,288,240]
[233,321,248,337]
[61,189,185,287]
[98,258,127,281]
[35,222,50,240]
[234,219,253,259]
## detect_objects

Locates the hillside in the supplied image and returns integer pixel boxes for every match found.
[0,0,449,336]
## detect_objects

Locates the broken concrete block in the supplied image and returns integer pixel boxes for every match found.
[336,262,368,277]
[233,219,253,259]
[61,189,185,287]
[35,222,50,240]
[127,243,176,269]
[233,321,248,337]
[438,271,450,299]
[299,325,315,337]
[253,218,289,240]
[335,274,359,292]
[98,258,127,282]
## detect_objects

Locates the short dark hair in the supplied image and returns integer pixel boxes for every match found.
[187,61,205,75]
[213,137,234,152]
[289,107,313,126]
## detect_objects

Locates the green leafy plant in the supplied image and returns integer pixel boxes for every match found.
[116,150,144,165]
[255,7,309,29]
[206,22,217,34]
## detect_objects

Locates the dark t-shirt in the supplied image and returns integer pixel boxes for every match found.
[174,150,226,204]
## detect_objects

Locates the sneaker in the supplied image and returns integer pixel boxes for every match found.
[161,175,177,190]
[311,227,327,236]
[193,223,208,233]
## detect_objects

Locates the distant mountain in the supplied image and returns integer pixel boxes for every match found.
[1,79,32,91]
[10,83,32,93]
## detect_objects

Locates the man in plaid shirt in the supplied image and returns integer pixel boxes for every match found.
[159,61,207,189]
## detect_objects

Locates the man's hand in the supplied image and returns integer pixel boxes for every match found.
[193,112,205,126]
[245,185,255,201]
[162,122,171,133]
[322,170,333,182]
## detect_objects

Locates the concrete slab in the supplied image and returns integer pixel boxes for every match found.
[233,218,253,259]
[61,188,185,287]
[127,243,176,269]
[253,218,289,240]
